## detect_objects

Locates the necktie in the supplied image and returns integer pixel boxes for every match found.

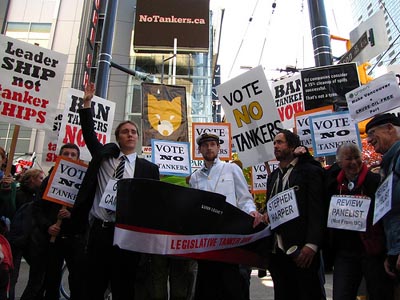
[115,155,126,179]
[277,167,288,193]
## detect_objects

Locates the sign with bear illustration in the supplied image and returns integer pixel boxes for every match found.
[142,83,189,146]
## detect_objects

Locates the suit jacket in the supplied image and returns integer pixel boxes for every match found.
[70,108,160,233]
[266,154,325,251]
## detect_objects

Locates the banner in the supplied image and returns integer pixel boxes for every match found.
[346,72,400,123]
[309,111,362,157]
[43,157,88,207]
[151,139,191,176]
[301,63,360,111]
[114,178,271,268]
[142,83,188,147]
[192,122,231,160]
[58,88,116,162]
[216,65,282,168]
[0,35,67,130]
[271,74,304,129]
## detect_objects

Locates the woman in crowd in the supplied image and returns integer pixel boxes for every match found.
[324,143,393,300]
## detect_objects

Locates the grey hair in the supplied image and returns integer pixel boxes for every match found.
[336,142,361,162]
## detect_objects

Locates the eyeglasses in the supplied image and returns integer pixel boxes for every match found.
[366,123,389,138]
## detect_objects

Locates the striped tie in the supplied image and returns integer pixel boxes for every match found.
[115,155,126,179]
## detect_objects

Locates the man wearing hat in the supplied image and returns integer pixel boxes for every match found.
[366,113,400,280]
[189,133,263,300]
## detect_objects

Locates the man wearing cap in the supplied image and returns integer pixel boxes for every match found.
[189,133,263,300]
[366,113,400,280]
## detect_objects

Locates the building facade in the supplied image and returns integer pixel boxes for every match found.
[1,0,216,171]
[350,0,400,73]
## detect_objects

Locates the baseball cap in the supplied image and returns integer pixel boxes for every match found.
[196,133,224,145]
[365,113,400,133]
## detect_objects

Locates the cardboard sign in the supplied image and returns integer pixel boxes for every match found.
[309,111,362,157]
[216,65,282,168]
[151,139,191,176]
[346,72,400,123]
[43,157,88,207]
[58,88,116,162]
[0,35,67,130]
[192,122,231,160]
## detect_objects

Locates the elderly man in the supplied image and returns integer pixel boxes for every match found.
[366,113,400,279]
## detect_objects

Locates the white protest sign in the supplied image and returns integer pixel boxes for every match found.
[294,105,333,149]
[251,160,279,194]
[43,157,88,207]
[271,74,304,129]
[58,88,116,162]
[0,35,67,130]
[266,188,299,229]
[327,195,371,232]
[216,65,282,168]
[99,179,118,211]
[42,110,62,168]
[151,139,191,176]
[310,111,362,157]
[373,173,393,225]
[192,123,231,160]
[251,163,268,194]
[346,72,400,123]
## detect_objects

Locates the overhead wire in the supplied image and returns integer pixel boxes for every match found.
[227,0,260,79]
[257,0,277,65]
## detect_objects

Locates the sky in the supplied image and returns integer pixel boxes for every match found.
[210,0,356,82]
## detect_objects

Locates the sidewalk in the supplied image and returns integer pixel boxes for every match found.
[250,269,333,300]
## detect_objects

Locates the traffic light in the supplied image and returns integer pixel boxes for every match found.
[358,62,374,84]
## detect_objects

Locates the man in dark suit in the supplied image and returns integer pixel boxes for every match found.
[265,129,325,300]
[71,83,160,300]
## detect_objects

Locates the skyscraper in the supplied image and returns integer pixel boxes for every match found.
[350,0,400,74]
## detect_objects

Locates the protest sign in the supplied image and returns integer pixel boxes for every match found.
[58,88,115,162]
[192,123,231,160]
[310,111,362,157]
[0,35,67,130]
[271,74,304,129]
[151,139,191,176]
[43,157,88,207]
[42,110,63,168]
[294,105,333,149]
[216,65,282,168]
[327,195,371,232]
[250,161,278,194]
[346,72,400,123]
[301,63,360,110]
[373,173,393,225]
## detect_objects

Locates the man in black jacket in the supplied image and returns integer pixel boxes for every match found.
[71,83,160,300]
[33,143,86,300]
[265,129,325,300]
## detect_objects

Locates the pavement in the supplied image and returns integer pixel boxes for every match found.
[15,261,334,300]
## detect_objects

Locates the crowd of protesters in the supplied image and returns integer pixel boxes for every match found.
[0,109,399,300]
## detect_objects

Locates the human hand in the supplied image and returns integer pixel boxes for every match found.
[0,175,14,190]
[293,245,315,268]
[83,82,95,108]
[384,257,396,278]
[250,211,264,228]
[293,146,307,156]
[58,208,71,219]
[48,224,61,236]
